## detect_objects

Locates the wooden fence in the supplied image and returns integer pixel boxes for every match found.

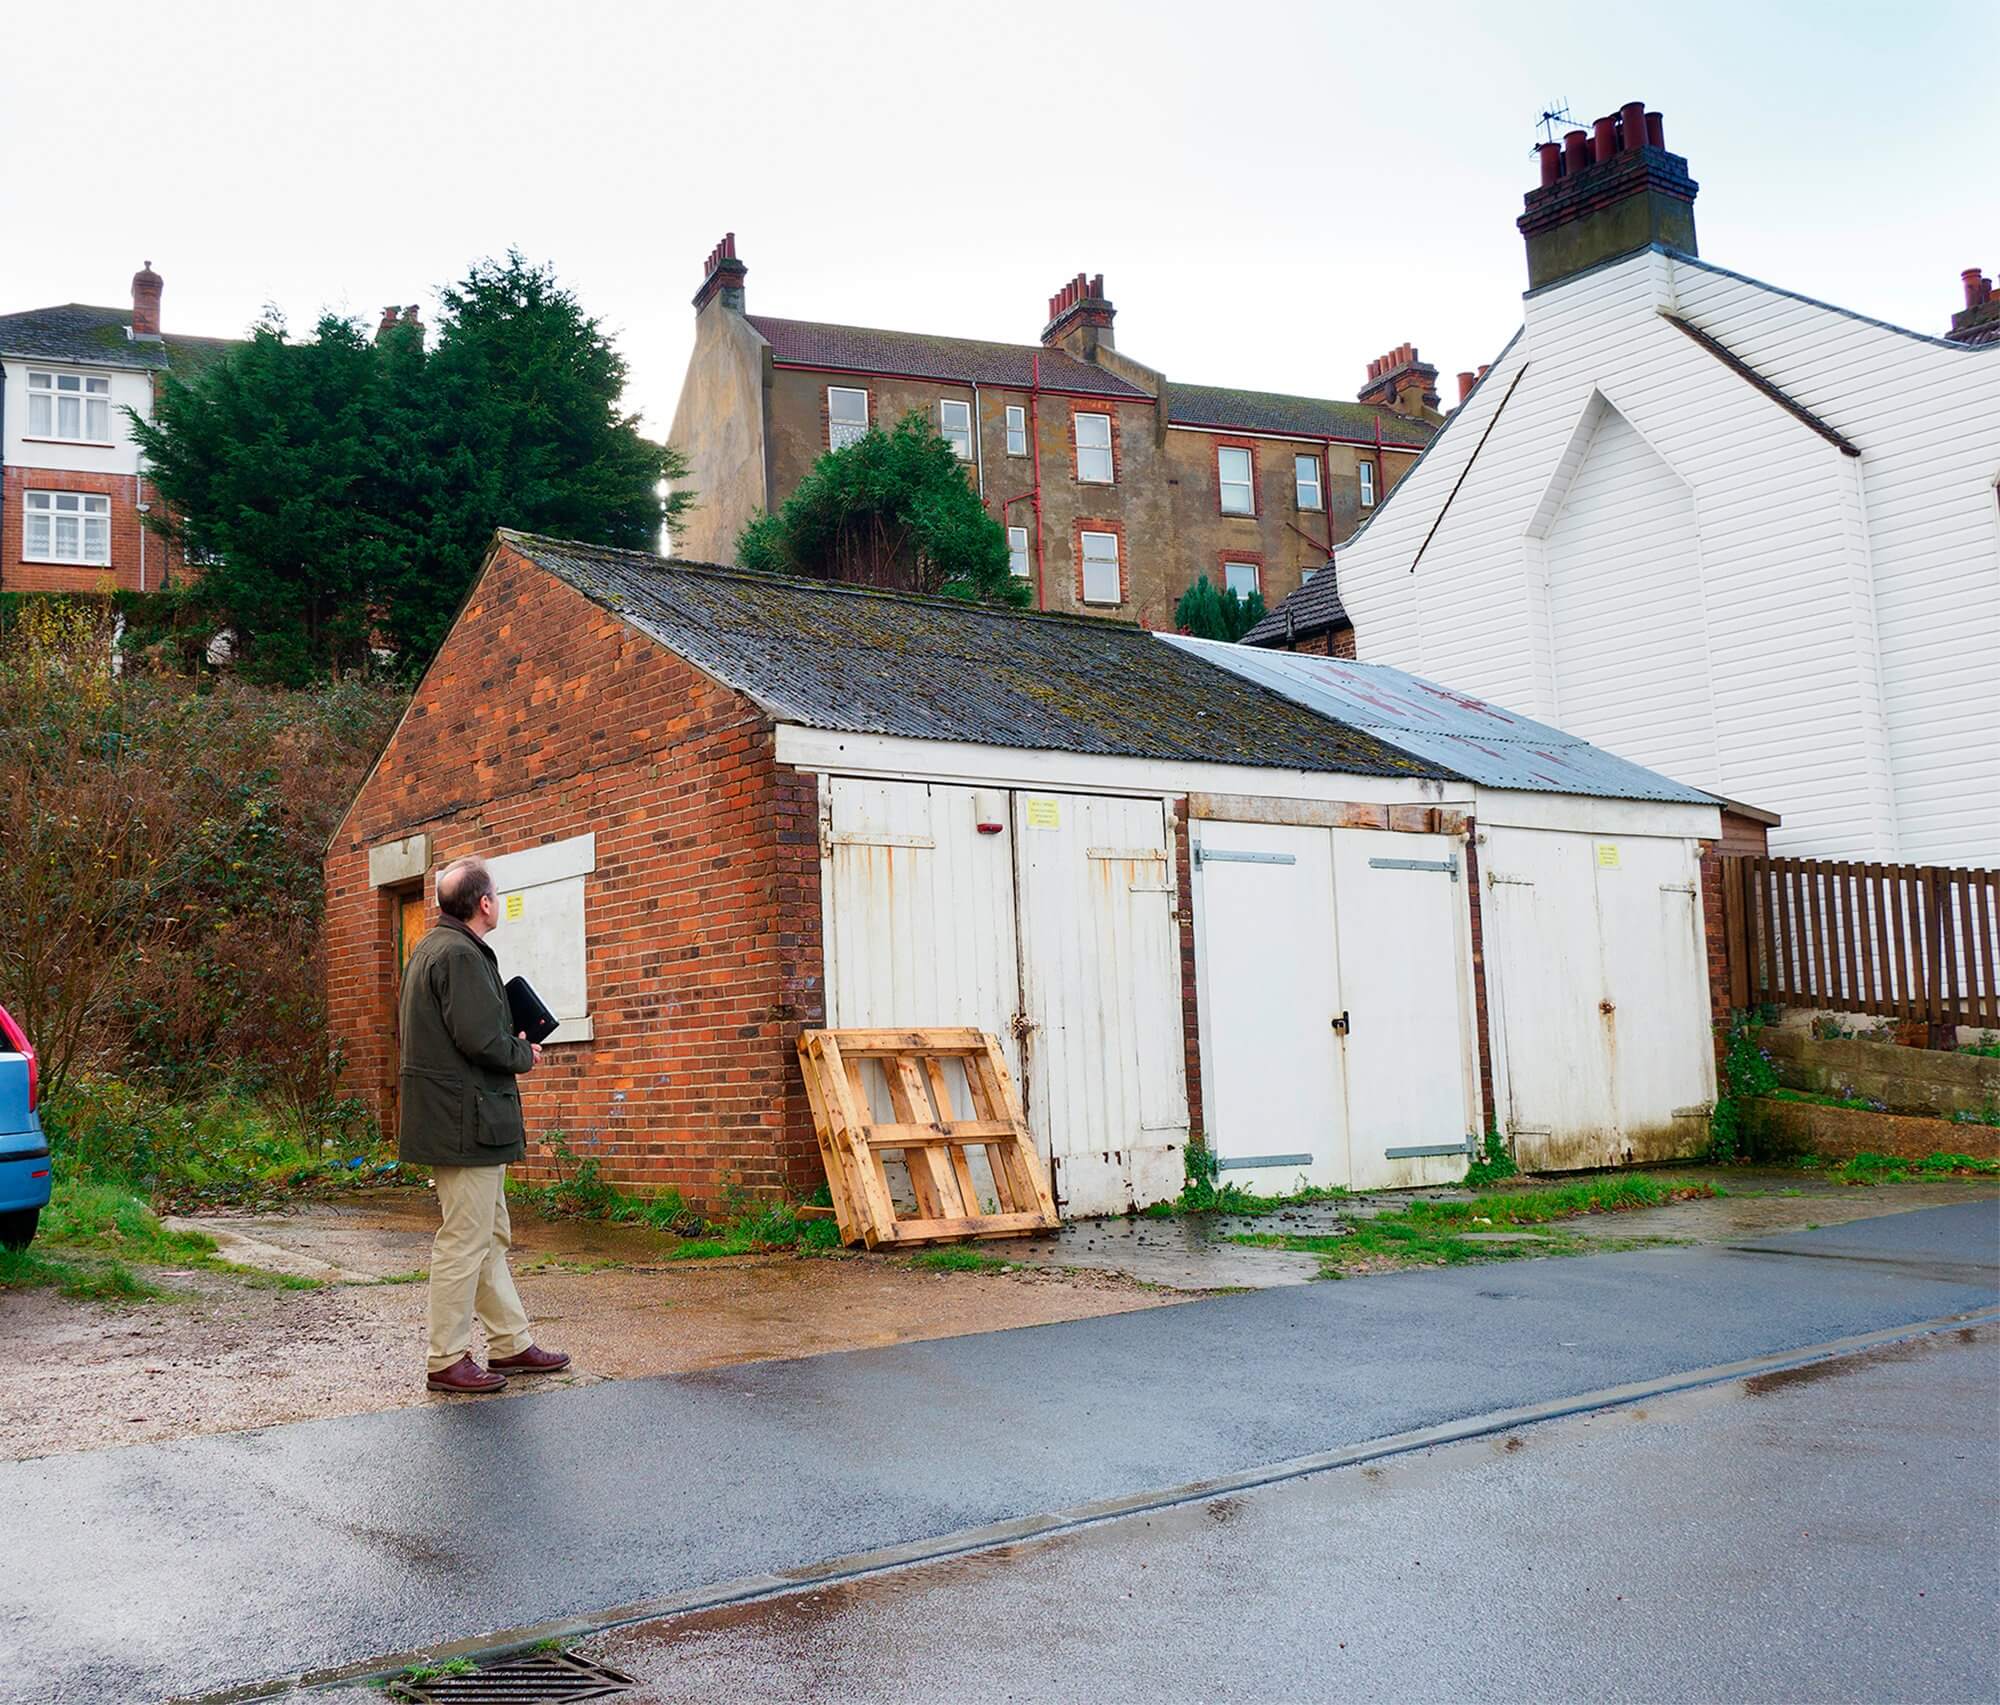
[1718,857,2000,1028]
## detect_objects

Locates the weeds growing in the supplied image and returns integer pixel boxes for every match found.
[908,1246,1012,1274]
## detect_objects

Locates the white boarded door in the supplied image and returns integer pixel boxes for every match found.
[1482,826,1714,1170]
[1014,792,1189,1216]
[1331,829,1478,1190]
[1190,823,1348,1192]
[822,778,1020,1084]
[821,778,1190,1218]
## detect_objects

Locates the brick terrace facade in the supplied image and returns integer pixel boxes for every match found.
[668,243,1442,634]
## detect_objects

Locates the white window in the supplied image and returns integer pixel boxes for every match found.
[1218,446,1254,515]
[939,398,973,460]
[1294,454,1323,511]
[1074,412,1113,483]
[23,491,111,565]
[828,386,869,448]
[1080,530,1121,605]
[1005,404,1027,456]
[1359,460,1376,507]
[1007,525,1031,579]
[27,370,112,442]
[1223,561,1260,598]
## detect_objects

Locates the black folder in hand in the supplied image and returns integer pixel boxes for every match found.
[505,976,560,1045]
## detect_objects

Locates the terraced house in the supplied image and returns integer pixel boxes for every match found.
[0,263,239,594]
[668,236,1441,631]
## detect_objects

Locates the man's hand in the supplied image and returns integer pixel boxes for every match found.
[518,1029,544,1068]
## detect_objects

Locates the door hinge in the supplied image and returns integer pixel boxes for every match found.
[1368,855,1458,881]
[1193,843,1297,869]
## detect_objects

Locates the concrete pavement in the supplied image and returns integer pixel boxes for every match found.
[2,1201,1994,1702]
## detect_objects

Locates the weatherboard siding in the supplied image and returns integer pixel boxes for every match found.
[1338,248,2000,865]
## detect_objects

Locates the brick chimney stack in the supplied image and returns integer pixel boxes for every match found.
[130,261,163,340]
[693,233,748,314]
[1041,271,1115,359]
[1947,267,2000,345]
[1358,343,1442,421]
[375,304,425,345]
[1517,101,1696,291]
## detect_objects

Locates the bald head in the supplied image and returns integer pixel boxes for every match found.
[436,856,494,923]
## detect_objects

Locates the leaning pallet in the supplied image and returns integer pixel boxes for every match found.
[797,1028,1061,1250]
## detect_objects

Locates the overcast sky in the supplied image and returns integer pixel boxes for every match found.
[6,1,1992,440]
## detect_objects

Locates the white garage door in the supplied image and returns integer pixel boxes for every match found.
[820,777,1189,1217]
[1192,821,1476,1193]
[1481,826,1715,1170]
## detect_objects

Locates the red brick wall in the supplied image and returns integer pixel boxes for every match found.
[1266,624,1356,658]
[3,466,199,594]
[323,542,825,1206]
[1699,838,1729,1064]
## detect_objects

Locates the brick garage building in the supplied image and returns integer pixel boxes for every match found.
[326,532,1727,1212]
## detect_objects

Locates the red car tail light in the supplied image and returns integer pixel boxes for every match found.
[0,1005,35,1112]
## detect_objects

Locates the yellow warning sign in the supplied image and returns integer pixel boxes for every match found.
[1595,843,1621,869]
[1025,797,1061,830]
[505,892,525,920]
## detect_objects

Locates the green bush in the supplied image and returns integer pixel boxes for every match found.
[1463,1131,1518,1188]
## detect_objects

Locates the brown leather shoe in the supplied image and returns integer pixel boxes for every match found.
[427,1355,508,1394]
[488,1345,571,1376]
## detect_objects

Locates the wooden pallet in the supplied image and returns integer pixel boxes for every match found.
[797,1028,1061,1250]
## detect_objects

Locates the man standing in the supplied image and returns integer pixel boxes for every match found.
[399,855,570,1393]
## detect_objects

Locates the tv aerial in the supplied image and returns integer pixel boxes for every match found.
[1535,102,1578,146]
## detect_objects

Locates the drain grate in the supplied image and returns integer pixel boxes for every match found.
[388,1651,636,1703]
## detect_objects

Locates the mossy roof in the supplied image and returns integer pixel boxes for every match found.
[0,302,241,373]
[503,532,1451,780]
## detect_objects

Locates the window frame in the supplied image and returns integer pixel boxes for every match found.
[938,397,973,460]
[1222,561,1261,598]
[1217,445,1256,516]
[26,369,114,444]
[1294,453,1323,512]
[1074,411,1114,484]
[1004,404,1027,457]
[1007,524,1031,580]
[1079,529,1121,606]
[827,386,870,449]
[23,489,113,566]
[1359,460,1377,507]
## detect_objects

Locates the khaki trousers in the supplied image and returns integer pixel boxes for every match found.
[427,1163,534,1372]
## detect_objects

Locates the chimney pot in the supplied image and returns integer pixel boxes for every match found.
[131,260,164,338]
[1563,128,1589,174]
[1593,116,1618,163]
[1457,370,1477,402]
[1966,268,1988,309]
[1620,101,1647,151]
[1645,111,1664,148]
[1537,140,1562,187]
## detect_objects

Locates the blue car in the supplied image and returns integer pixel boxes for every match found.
[0,1003,49,1251]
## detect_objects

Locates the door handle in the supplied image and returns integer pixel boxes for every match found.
[1330,1011,1350,1035]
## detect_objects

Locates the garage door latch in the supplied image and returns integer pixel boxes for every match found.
[1330,1010,1350,1035]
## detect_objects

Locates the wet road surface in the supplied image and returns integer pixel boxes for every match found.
[3,1201,1994,1702]
[588,1324,2000,1704]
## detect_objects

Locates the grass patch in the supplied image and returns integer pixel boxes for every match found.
[907,1246,1013,1274]
[1233,1173,1720,1277]
[1831,1151,2000,1186]
[667,1204,844,1262]
[374,1269,428,1285]
[0,1244,162,1301]
[41,1179,218,1263]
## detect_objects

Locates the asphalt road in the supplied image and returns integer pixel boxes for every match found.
[588,1322,2000,1704]
[4,1201,1995,1702]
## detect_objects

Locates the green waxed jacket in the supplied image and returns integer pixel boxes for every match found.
[396,915,535,1167]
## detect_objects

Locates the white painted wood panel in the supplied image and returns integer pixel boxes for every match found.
[1338,246,2000,866]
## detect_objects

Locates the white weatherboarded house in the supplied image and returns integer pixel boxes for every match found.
[1323,105,2000,867]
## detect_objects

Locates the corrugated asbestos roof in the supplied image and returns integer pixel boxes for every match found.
[1166,381,1435,447]
[0,302,241,373]
[1161,636,1718,804]
[1242,561,1349,646]
[745,315,1152,398]
[504,533,1450,779]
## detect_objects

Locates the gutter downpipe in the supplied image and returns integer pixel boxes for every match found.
[970,379,984,503]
